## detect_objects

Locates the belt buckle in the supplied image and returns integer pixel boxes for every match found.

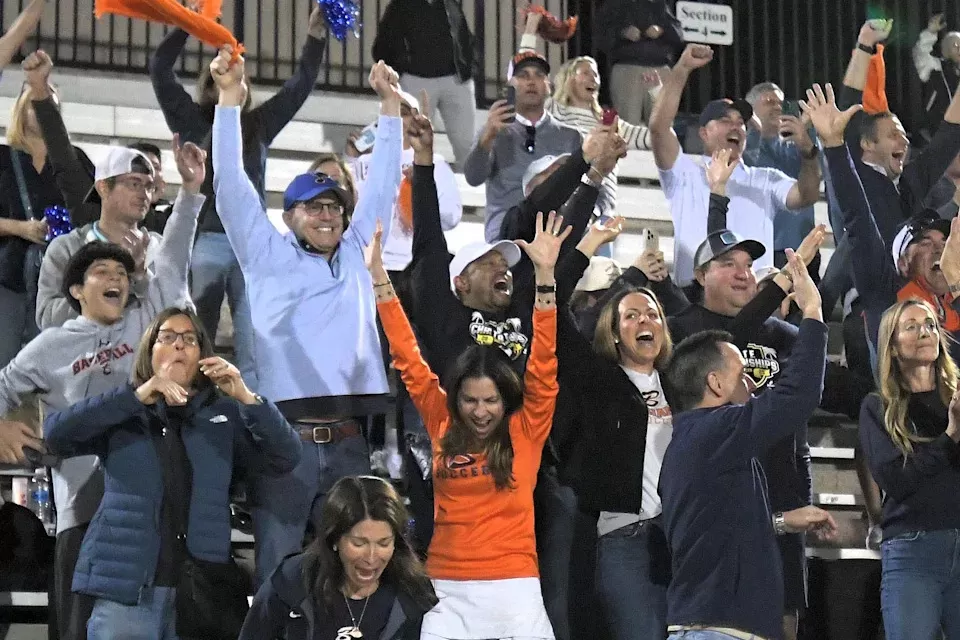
[312,426,333,444]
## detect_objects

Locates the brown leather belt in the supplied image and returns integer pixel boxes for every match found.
[296,419,362,444]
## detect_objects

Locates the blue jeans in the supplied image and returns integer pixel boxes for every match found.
[190,232,257,387]
[880,529,960,640]
[596,518,670,640]
[533,467,578,640]
[668,631,766,639]
[86,586,178,639]
[250,432,371,587]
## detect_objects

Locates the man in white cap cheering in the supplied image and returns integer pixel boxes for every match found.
[36,146,161,329]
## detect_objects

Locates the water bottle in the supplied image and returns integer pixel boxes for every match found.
[32,469,55,535]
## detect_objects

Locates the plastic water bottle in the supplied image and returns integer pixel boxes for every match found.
[31,469,55,535]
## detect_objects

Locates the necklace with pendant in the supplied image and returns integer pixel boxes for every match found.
[337,592,370,639]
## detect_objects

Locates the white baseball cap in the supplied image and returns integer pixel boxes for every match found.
[522,153,570,196]
[84,147,156,204]
[397,89,420,113]
[575,257,623,292]
[449,241,522,293]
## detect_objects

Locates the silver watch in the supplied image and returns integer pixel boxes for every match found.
[773,511,787,536]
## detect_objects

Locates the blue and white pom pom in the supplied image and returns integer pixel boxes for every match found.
[43,205,73,242]
[318,0,361,41]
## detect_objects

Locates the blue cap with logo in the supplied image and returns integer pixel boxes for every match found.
[283,172,350,212]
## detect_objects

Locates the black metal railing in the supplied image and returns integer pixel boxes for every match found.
[1,0,949,130]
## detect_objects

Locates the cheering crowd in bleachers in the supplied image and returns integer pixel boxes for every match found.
[4,1,960,639]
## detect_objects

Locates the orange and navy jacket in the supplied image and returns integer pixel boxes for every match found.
[377,296,558,581]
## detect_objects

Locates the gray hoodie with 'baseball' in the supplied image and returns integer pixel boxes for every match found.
[0,189,204,534]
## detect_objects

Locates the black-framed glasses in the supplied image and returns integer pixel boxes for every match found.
[524,125,536,154]
[298,201,344,216]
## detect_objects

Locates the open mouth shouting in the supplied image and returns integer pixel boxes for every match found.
[102,287,124,306]
[637,330,655,343]
[493,274,512,295]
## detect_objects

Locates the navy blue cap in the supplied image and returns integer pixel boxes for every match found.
[699,98,753,127]
[282,173,349,212]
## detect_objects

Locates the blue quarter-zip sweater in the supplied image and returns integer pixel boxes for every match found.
[212,106,402,403]
[659,318,827,640]
[44,385,300,604]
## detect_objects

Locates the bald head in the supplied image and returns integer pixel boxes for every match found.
[942,32,960,63]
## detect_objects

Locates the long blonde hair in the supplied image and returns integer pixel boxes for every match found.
[552,56,603,120]
[7,84,55,152]
[876,299,958,456]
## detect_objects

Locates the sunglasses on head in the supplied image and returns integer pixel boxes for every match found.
[524,125,536,154]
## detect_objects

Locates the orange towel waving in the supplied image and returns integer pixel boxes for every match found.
[397,175,413,234]
[863,44,888,114]
[95,0,244,58]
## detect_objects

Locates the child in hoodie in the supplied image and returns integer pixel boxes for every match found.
[0,137,205,640]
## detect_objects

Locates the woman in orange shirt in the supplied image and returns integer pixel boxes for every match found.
[369,210,568,640]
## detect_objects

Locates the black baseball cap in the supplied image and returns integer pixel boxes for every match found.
[694,229,766,270]
[699,98,754,127]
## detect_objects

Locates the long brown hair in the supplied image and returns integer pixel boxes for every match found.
[302,476,437,611]
[876,299,958,456]
[440,347,524,490]
[132,307,216,392]
[593,287,673,369]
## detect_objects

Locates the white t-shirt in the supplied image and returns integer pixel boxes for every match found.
[350,147,463,271]
[659,154,796,285]
[597,368,673,537]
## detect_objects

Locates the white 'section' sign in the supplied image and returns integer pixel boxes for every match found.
[676,1,734,45]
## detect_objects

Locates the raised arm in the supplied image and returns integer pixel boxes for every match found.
[710,254,827,471]
[804,83,899,310]
[648,44,713,170]
[23,52,95,214]
[900,81,960,210]
[369,225,449,441]
[514,212,565,443]
[463,102,512,185]
[147,137,207,313]
[342,62,404,249]
[149,28,206,142]
[211,48,294,269]
[434,157,463,231]
[839,22,890,146]
[914,16,945,83]
[0,0,45,69]
[256,8,327,144]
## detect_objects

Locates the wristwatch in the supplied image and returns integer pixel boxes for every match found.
[856,42,877,55]
[773,511,787,536]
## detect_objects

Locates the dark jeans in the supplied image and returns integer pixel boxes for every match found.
[53,524,95,640]
[880,529,960,640]
[534,467,578,640]
[595,518,671,640]
[249,431,371,588]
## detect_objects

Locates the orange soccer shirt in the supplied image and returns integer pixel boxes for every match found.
[377,297,558,581]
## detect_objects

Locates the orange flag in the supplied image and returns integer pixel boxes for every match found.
[95,0,244,57]
[862,44,889,114]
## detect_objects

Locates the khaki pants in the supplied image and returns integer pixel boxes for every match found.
[610,63,669,125]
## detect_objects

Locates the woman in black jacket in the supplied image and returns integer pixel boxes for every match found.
[571,286,675,640]
[240,475,437,639]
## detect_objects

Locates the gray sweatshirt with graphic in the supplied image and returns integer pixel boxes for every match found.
[0,189,204,534]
